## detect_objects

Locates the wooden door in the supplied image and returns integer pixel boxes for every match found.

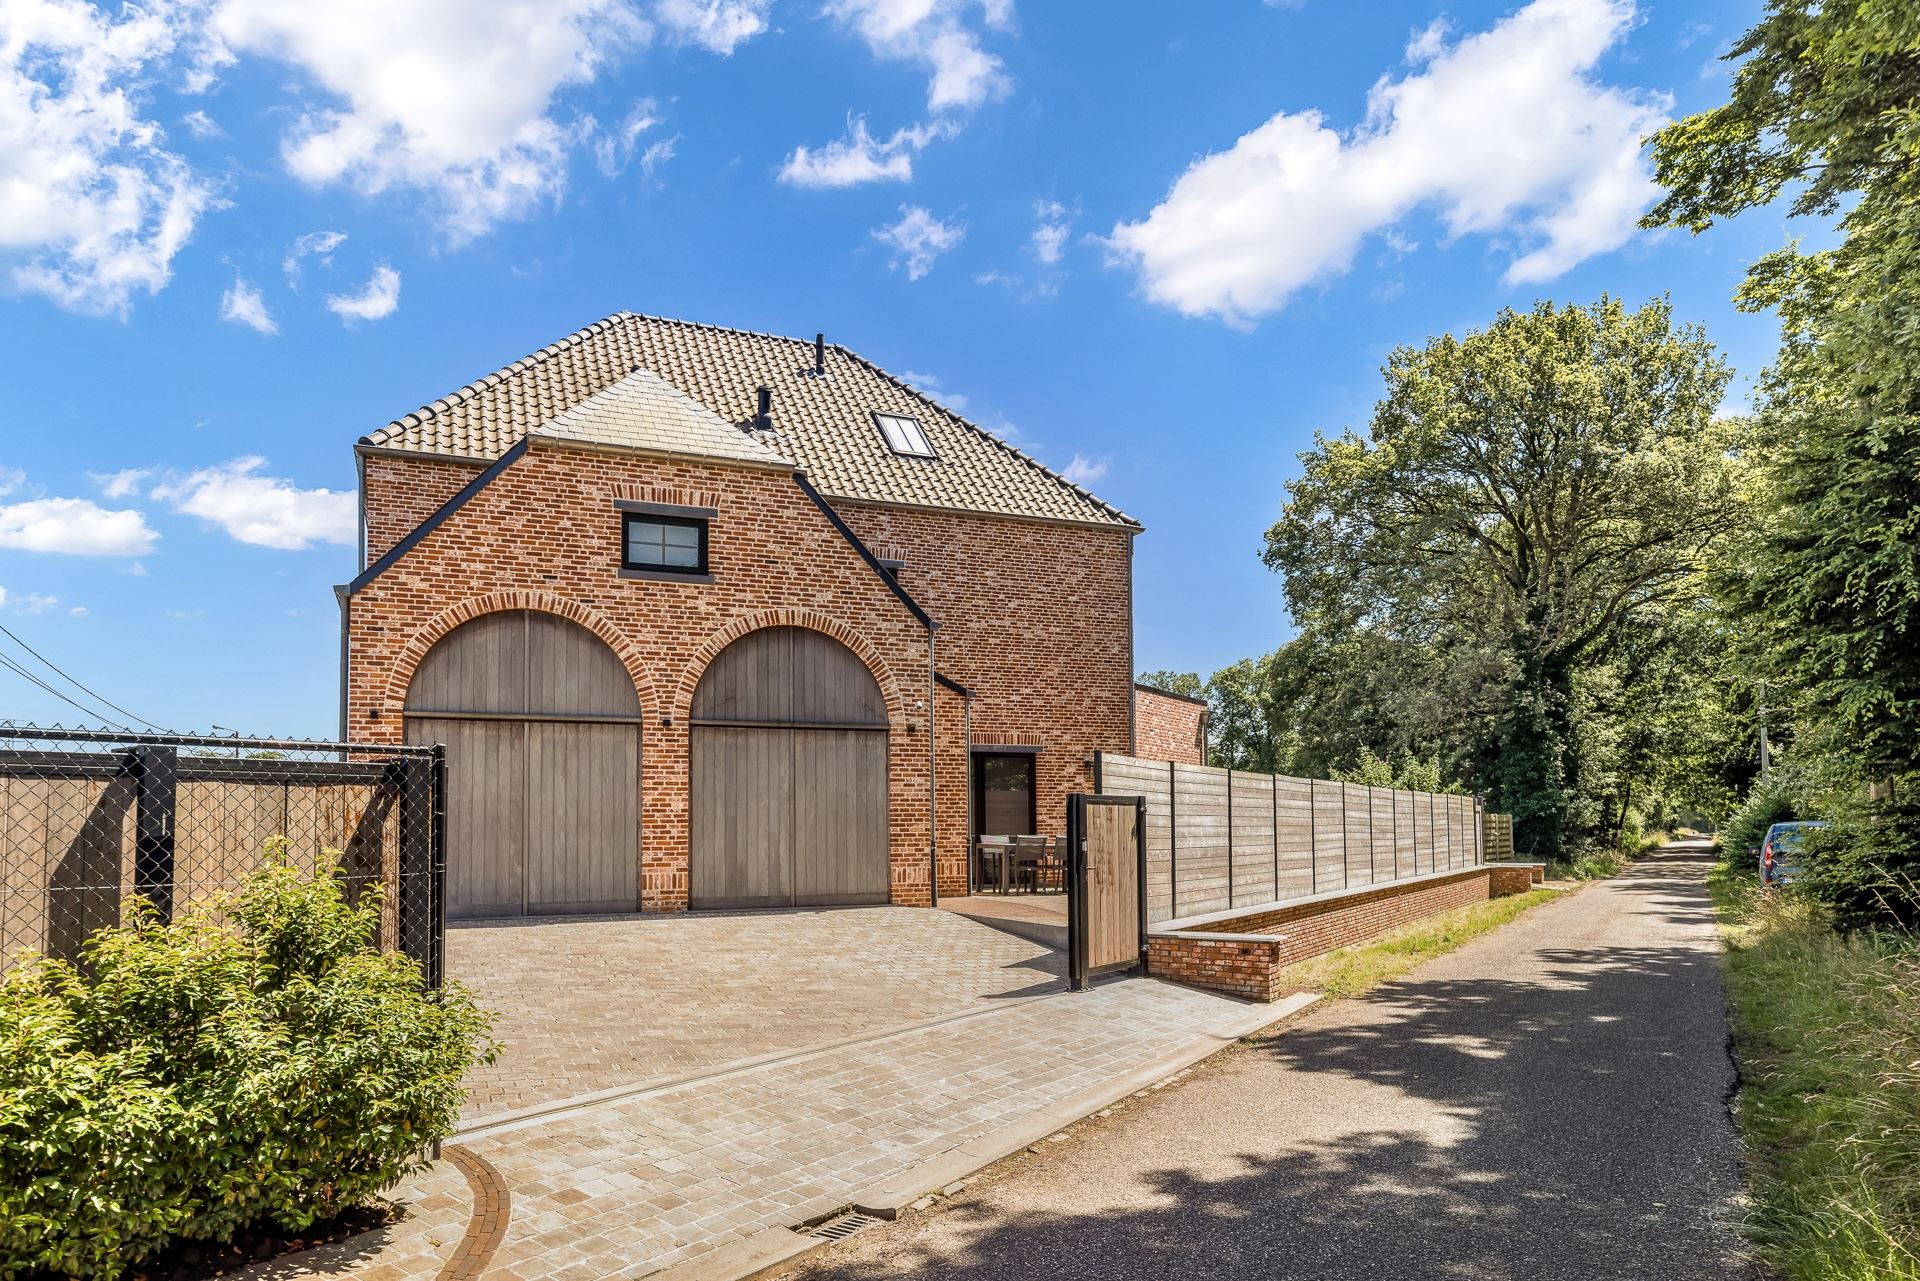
[690,726,795,909]
[410,716,526,919]
[526,721,640,914]
[793,728,889,904]
[689,627,889,910]
[404,611,643,918]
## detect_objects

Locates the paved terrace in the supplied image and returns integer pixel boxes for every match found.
[447,906,1065,1122]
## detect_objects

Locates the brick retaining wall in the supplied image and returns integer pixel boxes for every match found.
[1147,865,1546,1002]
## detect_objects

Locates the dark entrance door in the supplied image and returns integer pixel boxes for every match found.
[972,753,1036,839]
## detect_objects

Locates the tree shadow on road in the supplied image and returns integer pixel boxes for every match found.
[789,854,1755,1281]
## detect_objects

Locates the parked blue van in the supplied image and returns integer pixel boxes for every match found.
[1761,821,1828,886]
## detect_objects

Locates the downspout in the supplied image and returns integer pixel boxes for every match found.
[334,585,351,743]
[928,627,939,907]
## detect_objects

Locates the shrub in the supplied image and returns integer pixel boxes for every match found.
[1802,785,1920,932]
[0,841,495,1279]
[1721,778,1806,861]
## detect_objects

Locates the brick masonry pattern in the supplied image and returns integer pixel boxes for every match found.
[1132,687,1207,765]
[350,444,1134,908]
[1147,867,1538,1002]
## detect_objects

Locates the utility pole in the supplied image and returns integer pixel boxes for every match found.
[1757,681,1772,783]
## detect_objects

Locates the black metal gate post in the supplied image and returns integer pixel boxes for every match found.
[429,743,448,991]
[130,745,177,922]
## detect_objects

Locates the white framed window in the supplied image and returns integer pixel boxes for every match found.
[874,411,937,459]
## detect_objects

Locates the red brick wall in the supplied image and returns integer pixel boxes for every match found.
[348,446,1136,908]
[1148,869,1506,1001]
[1133,686,1207,765]
[362,453,481,561]
[1488,864,1541,895]
[835,501,1135,885]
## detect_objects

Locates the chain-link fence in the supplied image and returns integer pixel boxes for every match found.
[0,725,445,986]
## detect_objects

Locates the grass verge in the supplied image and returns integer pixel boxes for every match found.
[1277,887,1563,1000]
[1709,857,1920,1280]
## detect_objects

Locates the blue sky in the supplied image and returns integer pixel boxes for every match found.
[1,0,1797,737]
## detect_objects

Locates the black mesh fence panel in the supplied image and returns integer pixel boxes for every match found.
[0,725,444,986]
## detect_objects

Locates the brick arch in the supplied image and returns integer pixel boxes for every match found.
[385,591,657,720]
[674,609,909,727]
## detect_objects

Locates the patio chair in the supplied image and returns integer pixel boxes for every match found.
[975,835,1013,893]
[1036,835,1065,893]
[1011,834,1049,893]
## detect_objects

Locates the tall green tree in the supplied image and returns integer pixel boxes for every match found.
[1265,297,1743,860]
[1645,0,1920,783]
[1644,1,1920,921]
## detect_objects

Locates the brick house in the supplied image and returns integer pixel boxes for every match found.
[340,312,1150,917]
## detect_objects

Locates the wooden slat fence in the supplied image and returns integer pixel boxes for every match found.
[1,733,441,982]
[1097,751,1488,925]
[1482,811,1516,862]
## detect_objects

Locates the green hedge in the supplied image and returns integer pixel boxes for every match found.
[0,841,495,1279]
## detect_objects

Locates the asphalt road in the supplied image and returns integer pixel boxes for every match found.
[779,843,1755,1281]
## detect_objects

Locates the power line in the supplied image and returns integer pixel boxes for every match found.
[0,650,132,731]
[0,621,165,731]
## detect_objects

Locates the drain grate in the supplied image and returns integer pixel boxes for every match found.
[809,1211,882,1242]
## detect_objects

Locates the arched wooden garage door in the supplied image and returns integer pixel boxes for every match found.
[404,611,641,919]
[690,627,890,909]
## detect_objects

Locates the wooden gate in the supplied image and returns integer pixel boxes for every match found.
[689,627,890,909]
[404,610,642,918]
[1066,793,1147,990]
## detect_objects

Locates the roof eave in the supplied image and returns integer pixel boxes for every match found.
[815,490,1143,534]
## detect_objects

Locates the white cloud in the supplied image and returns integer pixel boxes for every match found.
[1030,199,1069,265]
[823,0,1013,112]
[590,100,660,175]
[281,228,346,284]
[180,108,224,139]
[8,591,59,615]
[900,370,968,411]
[208,0,652,241]
[1107,0,1667,324]
[88,467,151,498]
[1060,454,1107,486]
[779,116,952,188]
[0,495,158,555]
[0,0,218,315]
[0,467,23,497]
[150,457,356,550]
[69,604,88,617]
[638,136,677,177]
[655,0,773,54]
[219,276,277,333]
[872,205,963,280]
[324,264,400,322]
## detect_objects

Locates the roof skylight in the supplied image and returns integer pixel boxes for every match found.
[874,412,937,459]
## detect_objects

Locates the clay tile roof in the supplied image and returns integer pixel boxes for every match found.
[531,367,789,468]
[359,311,1138,530]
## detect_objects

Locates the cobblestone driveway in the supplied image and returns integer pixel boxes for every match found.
[237,975,1278,1281]
[451,906,1064,1122]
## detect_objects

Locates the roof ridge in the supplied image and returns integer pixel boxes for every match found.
[831,345,1137,527]
[362,311,631,445]
[619,310,818,351]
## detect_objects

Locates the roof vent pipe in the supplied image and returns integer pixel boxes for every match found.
[814,333,826,376]
[756,385,772,430]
